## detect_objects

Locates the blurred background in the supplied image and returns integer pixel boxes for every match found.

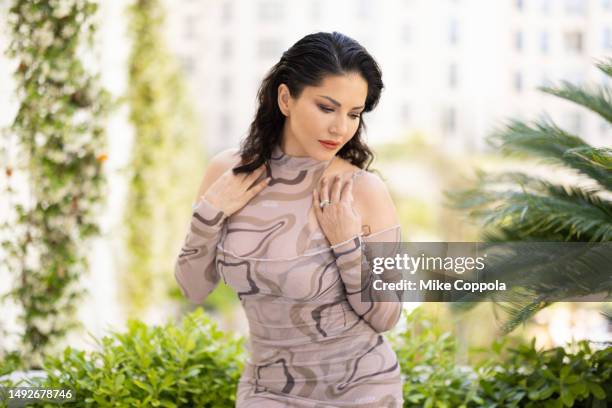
[0,0,610,370]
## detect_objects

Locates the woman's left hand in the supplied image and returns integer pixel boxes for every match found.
[312,174,362,246]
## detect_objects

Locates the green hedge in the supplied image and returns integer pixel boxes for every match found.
[1,309,244,407]
[1,307,610,407]
[389,307,611,408]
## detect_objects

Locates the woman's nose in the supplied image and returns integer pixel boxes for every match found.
[329,115,348,135]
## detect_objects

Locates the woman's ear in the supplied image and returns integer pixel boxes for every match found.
[277,83,291,117]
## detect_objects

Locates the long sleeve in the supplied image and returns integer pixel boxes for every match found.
[331,225,403,333]
[174,198,227,304]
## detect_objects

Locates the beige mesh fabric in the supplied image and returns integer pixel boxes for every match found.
[175,143,403,407]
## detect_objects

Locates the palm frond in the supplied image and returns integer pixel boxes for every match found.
[481,172,612,215]
[538,80,612,125]
[497,300,552,334]
[480,227,538,242]
[564,146,612,175]
[486,193,611,241]
[446,172,612,241]
[596,57,612,77]
[488,119,612,190]
[488,117,584,155]
[447,57,612,333]
[449,242,612,333]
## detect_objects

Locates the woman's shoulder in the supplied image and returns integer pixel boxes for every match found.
[330,157,381,196]
[194,148,242,202]
[330,156,377,186]
[331,157,397,226]
[212,147,242,168]
[329,156,365,178]
[206,147,243,176]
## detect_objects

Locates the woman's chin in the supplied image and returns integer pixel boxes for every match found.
[313,152,335,161]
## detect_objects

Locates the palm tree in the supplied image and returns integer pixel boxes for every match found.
[447,58,612,334]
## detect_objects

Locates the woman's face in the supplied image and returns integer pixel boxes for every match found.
[278,72,368,161]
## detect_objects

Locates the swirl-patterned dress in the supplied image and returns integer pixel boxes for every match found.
[175,143,404,407]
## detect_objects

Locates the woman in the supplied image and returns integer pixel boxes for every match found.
[175,31,404,407]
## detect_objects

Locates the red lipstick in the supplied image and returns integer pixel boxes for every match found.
[319,140,339,149]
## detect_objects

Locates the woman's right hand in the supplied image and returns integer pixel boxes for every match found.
[201,164,270,217]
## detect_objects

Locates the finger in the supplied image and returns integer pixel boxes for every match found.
[319,177,329,202]
[245,164,268,181]
[312,189,321,217]
[247,176,271,196]
[330,175,342,203]
[244,166,269,188]
[340,177,353,203]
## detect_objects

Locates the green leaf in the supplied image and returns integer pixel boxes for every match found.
[560,386,575,407]
[133,379,153,393]
[587,382,606,400]
[559,365,570,380]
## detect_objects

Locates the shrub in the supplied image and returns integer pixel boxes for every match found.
[11,309,245,407]
[389,307,481,408]
[476,338,611,407]
[390,307,611,408]
[1,307,609,407]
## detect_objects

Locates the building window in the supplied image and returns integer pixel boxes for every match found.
[442,107,456,134]
[311,0,321,20]
[184,15,197,41]
[399,103,410,122]
[356,0,372,19]
[449,19,459,45]
[180,57,196,76]
[565,0,586,15]
[540,0,551,14]
[258,0,284,21]
[221,38,233,59]
[401,24,411,44]
[514,72,523,92]
[564,31,584,53]
[403,63,412,83]
[540,31,550,54]
[219,113,232,138]
[603,27,612,50]
[515,31,524,51]
[448,63,458,88]
[516,0,524,11]
[603,0,612,10]
[220,76,232,97]
[221,1,233,22]
[257,38,283,58]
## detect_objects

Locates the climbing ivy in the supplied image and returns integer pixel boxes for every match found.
[1,0,110,369]
[122,0,205,317]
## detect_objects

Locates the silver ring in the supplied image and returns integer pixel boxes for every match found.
[320,199,331,209]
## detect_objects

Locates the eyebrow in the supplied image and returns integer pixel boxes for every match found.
[317,95,364,110]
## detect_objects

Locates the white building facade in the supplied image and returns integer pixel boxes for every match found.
[167,0,612,156]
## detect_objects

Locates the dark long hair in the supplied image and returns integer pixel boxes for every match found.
[233,31,384,175]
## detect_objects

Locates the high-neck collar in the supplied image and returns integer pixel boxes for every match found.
[270,143,333,172]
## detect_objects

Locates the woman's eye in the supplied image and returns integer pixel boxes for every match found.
[318,104,360,119]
